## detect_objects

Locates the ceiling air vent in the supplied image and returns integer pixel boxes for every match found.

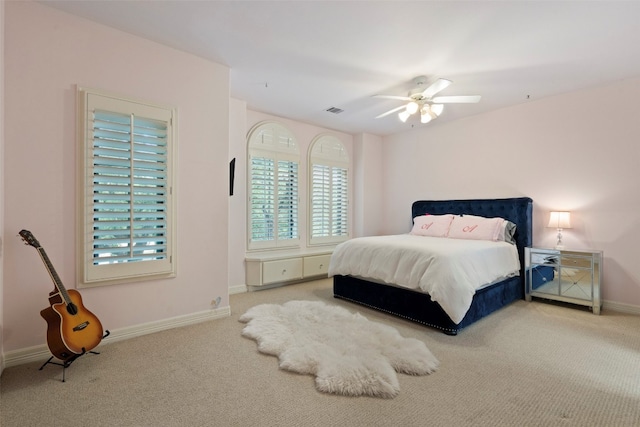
[325,106,344,114]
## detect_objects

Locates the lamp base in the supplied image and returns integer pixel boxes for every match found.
[555,228,564,250]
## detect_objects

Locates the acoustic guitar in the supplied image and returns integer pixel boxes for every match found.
[19,230,104,362]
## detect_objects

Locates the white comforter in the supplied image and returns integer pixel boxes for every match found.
[328,234,520,324]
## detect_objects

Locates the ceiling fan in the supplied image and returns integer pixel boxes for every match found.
[374,76,481,124]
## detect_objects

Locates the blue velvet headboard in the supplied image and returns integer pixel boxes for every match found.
[411,197,533,275]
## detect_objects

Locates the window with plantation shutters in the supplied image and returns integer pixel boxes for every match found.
[247,122,300,250]
[308,135,350,245]
[78,88,176,286]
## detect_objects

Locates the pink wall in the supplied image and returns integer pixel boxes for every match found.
[353,133,384,238]
[382,77,640,307]
[1,0,6,368]
[3,2,230,352]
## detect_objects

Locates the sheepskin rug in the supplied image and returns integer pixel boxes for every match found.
[239,300,439,398]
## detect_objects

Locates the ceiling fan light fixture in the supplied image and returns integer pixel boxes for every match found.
[398,110,411,122]
[376,76,480,125]
[406,101,419,115]
[420,109,432,124]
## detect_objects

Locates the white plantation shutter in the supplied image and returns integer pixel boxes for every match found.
[277,160,299,241]
[249,156,275,242]
[331,166,348,237]
[311,164,331,237]
[248,122,299,250]
[79,89,176,285]
[309,135,350,245]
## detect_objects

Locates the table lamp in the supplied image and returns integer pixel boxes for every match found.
[548,211,571,249]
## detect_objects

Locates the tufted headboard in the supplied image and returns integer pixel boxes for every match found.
[411,197,533,276]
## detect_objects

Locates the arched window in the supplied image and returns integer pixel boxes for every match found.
[247,122,300,250]
[308,135,350,245]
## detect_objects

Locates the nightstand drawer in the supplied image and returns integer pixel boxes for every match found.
[560,254,592,269]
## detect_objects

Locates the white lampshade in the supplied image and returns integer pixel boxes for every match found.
[420,107,432,123]
[548,211,571,229]
[406,101,419,114]
[431,104,444,117]
[397,102,444,124]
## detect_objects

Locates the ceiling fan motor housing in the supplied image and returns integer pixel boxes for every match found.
[409,76,437,103]
[409,88,429,103]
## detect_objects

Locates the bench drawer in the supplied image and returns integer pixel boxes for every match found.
[262,258,303,284]
[303,254,331,278]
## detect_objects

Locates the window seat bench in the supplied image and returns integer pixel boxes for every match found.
[245,248,334,290]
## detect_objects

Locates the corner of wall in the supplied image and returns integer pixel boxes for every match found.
[228,98,248,290]
[1,0,6,376]
[352,133,383,237]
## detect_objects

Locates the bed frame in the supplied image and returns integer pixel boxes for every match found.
[333,197,533,335]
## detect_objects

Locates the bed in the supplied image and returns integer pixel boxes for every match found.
[331,197,533,335]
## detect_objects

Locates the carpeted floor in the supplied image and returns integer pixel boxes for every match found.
[1,278,639,426]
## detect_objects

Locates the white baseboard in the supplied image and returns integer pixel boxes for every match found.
[229,284,248,294]
[603,299,640,315]
[1,306,231,369]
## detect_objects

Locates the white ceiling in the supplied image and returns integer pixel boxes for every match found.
[42,1,640,136]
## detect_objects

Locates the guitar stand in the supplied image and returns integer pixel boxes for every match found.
[39,330,110,382]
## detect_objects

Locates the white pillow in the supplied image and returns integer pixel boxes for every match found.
[410,214,454,237]
[447,215,504,241]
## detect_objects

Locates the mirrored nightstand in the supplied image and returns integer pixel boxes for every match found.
[525,247,602,314]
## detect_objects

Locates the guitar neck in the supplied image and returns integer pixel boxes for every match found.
[36,246,72,305]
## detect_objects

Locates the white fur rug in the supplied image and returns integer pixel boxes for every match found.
[239,300,439,398]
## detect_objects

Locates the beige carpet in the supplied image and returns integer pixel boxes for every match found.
[1,278,639,426]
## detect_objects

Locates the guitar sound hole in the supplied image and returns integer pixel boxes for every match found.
[66,303,78,315]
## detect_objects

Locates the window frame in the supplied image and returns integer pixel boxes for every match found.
[77,87,177,287]
[308,134,350,246]
[247,121,300,251]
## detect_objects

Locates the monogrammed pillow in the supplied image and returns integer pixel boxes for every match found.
[410,214,455,237]
[447,215,504,241]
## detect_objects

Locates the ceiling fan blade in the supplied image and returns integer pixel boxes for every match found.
[372,95,412,101]
[421,78,452,98]
[432,95,481,103]
[375,105,406,119]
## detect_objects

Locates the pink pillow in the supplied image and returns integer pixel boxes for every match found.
[410,214,454,237]
[447,215,504,241]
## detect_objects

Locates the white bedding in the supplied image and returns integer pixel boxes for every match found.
[328,234,520,324]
